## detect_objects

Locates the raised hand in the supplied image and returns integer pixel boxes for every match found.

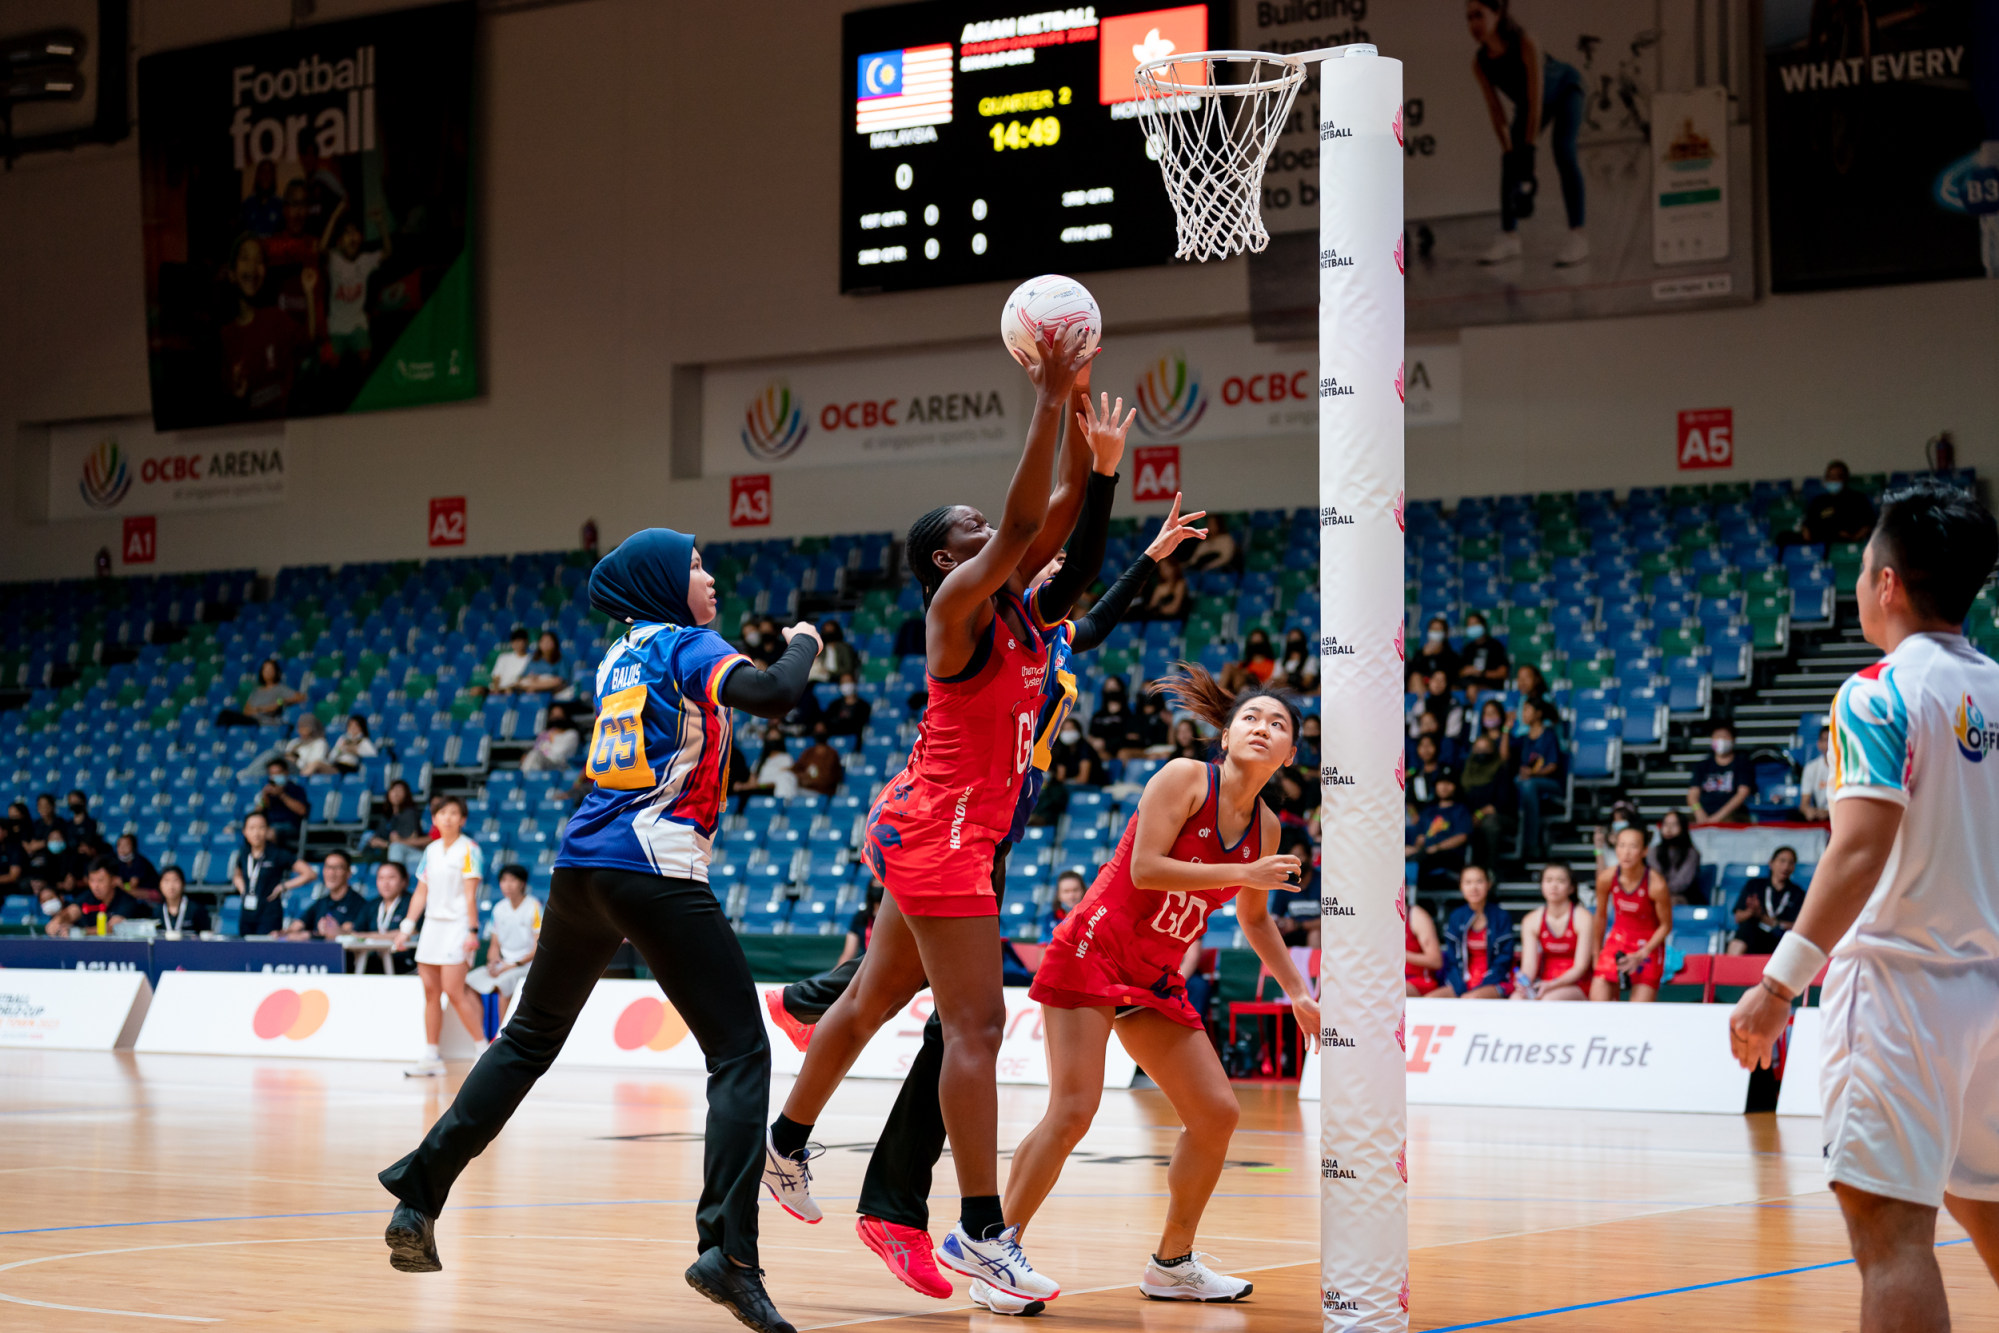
[1144,493,1209,562]
[1075,390,1137,475]
[1022,322,1096,401]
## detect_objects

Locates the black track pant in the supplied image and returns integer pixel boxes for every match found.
[781,964,945,1231]
[381,866,771,1265]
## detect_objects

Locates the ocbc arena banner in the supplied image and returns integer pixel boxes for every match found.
[48,417,286,521]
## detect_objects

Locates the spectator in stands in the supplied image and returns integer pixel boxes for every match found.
[810,620,860,683]
[824,673,872,736]
[1512,697,1567,861]
[1268,827,1321,948]
[1088,678,1149,759]
[1456,612,1511,698]
[1219,630,1278,694]
[253,758,310,851]
[1590,800,1642,874]
[219,658,303,727]
[109,834,159,899]
[1274,629,1318,693]
[1405,889,1443,995]
[153,867,210,935]
[1413,616,1462,681]
[365,779,430,873]
[46,857,149,937]
[521,701,579,773]
[741,617,781,668]
[1169,718,1207,762]
[1422,668,1468,743]
[893,611,927,658]
[1474,697,1512,766]
[1434,863,1516,998]
[1041,870,1088,944]
[836,881,883,965]
[359,860,418,974]
[1297,714,1321,768]
[1263,760,1319,826]
[1797,724,1833,821]
[1410,771,1473,896]
[1132,692,1172,755]
[1799,459,1877,545]
[29,792,62,850]
[1141,555,1190,620]
[793,723,844,798]
[1409,733,1449,806]
[749,723,798,798]
[4,799,31,844]
[1729,846,1805,955]
[1512,663,1552,714]
[1648,809,1704,904]
[1514,863,1592,1001]
[1186,512,1239,571]
[1687,722,1756,825]
[233,811,303,936]
[1461,730,1513,869]
[64,790,99,845]
[470,863,541,1022]
[515,632,567,694]
[285,713,330,773]
[1409,708,1463,772]
[319,714,378,775]
[1406,669,1431,737]
[0,826,22,897]
[1049,720,1102,789]
[287,850,369,940]
[485,627,534,694]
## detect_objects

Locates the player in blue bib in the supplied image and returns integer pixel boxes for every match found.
[381,527,821,1333]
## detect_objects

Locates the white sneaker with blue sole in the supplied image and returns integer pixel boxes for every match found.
[934,1223,1059,1303]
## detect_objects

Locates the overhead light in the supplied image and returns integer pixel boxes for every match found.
[1,28,86,71]
[5,69,83,102]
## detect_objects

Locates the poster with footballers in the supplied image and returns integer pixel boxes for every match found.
[137,2,477,430]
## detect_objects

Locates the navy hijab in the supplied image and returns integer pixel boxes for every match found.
[589,528,698,627]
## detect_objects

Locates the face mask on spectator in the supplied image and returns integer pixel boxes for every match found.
[839,682,858,699]
[47,838,64,854]
[1824,479,1844,493]
[1060,727,1081,744]
[1425,630,1445,647]
[743,628,761,646]
[1610,820,1628,833]
[1713,738,1734,756]
[39,896,60,915]
[1466,623,1486,640]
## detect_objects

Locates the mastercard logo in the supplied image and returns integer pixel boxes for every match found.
[613,997,689,1052]
[252,988,330,1041]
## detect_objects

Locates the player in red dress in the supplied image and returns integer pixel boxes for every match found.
[1513,862,1592,1001]
[759,324,1096,1307]
[1591,825,1673,1001]
[1006,666,1318,1303]
[1405,895,1444,996]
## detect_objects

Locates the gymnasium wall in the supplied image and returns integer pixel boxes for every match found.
[1,0,1995,583]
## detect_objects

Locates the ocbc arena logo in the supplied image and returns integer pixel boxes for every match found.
[1133,350,1208,440]
[79,437,132,510]
[742,380,809,461]
[1956,695,1997,762]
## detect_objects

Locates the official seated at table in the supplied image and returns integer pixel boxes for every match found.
[46,857,149,938]
[355,860,419,974]
[152,866,211,936]
[283,850,370,941]
[232,811,313,937]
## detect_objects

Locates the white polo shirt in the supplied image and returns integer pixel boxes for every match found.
[486,893,542,963]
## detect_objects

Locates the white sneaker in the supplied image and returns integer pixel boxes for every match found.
[760,1130,822,1223]
[1140,1253,1254,1302]
[969,1278,1045,1316]
[935,1223,1059,1303]
[402,1057,445,1078]
[1554,230,1591,266]
[1478,232,1523,264]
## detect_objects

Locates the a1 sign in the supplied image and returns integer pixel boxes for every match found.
[121,515,156,565]
[730,474,772,528]
[1132,446,1180,503]
[429,497,467,547]
[1677,408,1734,470]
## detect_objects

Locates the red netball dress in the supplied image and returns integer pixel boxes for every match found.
[1406,920,1441,995]
[1536,905,1581,983]
[1032,763,1263,1029]
[1594,868,1664,987]
[864,591,1047,917]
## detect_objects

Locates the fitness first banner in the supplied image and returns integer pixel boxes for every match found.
[1240,1,1755,332]
[1765,0,1996,291]
[137,3,477,431]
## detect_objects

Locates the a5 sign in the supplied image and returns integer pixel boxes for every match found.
[1677,408,1733,471]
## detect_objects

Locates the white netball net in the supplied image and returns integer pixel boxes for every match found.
[1134,51,1306,263]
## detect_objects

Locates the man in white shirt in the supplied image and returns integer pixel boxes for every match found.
[1798,723,1833,821]
[1731,483,1999,1333]
[469,863,541,1021]
[488,627,532,694]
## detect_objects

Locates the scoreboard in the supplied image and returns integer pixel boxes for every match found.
[840,2,1228,293]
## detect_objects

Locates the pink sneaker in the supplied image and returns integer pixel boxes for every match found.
[856,1215,952,1299]
[764,988,814,1054]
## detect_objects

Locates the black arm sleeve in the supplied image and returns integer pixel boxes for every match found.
[1030,471,1119,626]
[718,637,817,718]
[1070,554,1157,654]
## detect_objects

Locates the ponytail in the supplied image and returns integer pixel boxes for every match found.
[1156,662,1305,745]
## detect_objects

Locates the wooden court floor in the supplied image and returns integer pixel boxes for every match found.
[2,1050,1994,1331]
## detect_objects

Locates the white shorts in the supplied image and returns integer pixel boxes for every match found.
[413,917,475,967]
[1821,952,1999,1207]
[466,963,528,997]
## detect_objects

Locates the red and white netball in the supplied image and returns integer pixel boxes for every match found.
[1000,275,1103,367]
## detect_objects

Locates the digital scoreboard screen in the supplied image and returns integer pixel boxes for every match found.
[840,2,1228,293]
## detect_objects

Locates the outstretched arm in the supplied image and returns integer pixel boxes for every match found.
[719,626,821,719]
[1017,366,1097,582]
[1070,494,1209,653]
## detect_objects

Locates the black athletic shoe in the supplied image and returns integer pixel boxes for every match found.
[684,1246,797,1333]
[384,1203,441,1273]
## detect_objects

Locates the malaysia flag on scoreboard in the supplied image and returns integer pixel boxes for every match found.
[855,45,954,133]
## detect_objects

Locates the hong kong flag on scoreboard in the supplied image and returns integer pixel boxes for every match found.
[1100,6,1211,105]
[856,45,954,133]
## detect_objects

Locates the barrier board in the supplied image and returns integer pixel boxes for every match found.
[1302,998,1751,1114]
[552,981,1136,1089]
[138,972,479,1061]
[1775,1007,1824,1117]
[0,969,152,1050]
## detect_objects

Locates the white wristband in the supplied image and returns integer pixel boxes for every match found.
[1763,931,1828,996]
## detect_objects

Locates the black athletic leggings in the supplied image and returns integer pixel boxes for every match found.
[381,865,771,1265]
